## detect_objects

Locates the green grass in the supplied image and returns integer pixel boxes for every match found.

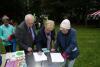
[54,25,100,67]
[0,25,100,67]
[74,26,100,67]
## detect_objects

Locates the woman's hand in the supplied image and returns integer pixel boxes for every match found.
[62,52,69,60]
[51,48,56,52]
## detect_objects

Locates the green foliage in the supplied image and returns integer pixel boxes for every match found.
[0,0,100,23]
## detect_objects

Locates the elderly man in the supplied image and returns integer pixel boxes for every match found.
[37,20,55,52]
[15,14,36,55]
[0,15,14,52]
[54,19,79,67]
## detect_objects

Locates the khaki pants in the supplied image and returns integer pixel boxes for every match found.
[62,59,76,67]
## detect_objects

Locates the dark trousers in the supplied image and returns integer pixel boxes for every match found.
[0,54,2,66]
[5,45,13,52]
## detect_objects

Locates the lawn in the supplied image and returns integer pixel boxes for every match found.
[74,26,100,67]
[0,25,100,67]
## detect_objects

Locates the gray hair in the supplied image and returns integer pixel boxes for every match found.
[2,15,9,22]
[25,14,35,22]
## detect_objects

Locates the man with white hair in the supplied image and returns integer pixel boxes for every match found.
[53,19,79,67]
[15,14,36,55]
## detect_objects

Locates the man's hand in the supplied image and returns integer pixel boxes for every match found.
[27,47,33,52]
[27,47,33,55]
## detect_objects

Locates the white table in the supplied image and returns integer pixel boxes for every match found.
[25,53,64,67]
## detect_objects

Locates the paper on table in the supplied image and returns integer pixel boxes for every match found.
[33,52,47,62]
[50,53,64,62]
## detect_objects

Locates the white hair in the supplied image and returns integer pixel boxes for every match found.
[25,14,35,22]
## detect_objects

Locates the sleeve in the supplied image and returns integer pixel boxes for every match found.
[65,30,77,54]
[15,27,28,51]
[0,27,5,40]
[55,32,61,52]
[52,29,55,41]
[12,26,16,33]
[36,31,42,51]
[51,29,56,48]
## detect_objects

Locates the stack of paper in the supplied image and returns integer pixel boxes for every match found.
[50,53,64,62]
[33,52,47,62]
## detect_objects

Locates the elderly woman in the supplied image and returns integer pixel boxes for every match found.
[37,20,55,51]
[54,19,79,67]
[0,15,14,52]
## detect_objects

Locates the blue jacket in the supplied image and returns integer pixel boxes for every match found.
[37,27,55,51]
[56,28,79,60]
